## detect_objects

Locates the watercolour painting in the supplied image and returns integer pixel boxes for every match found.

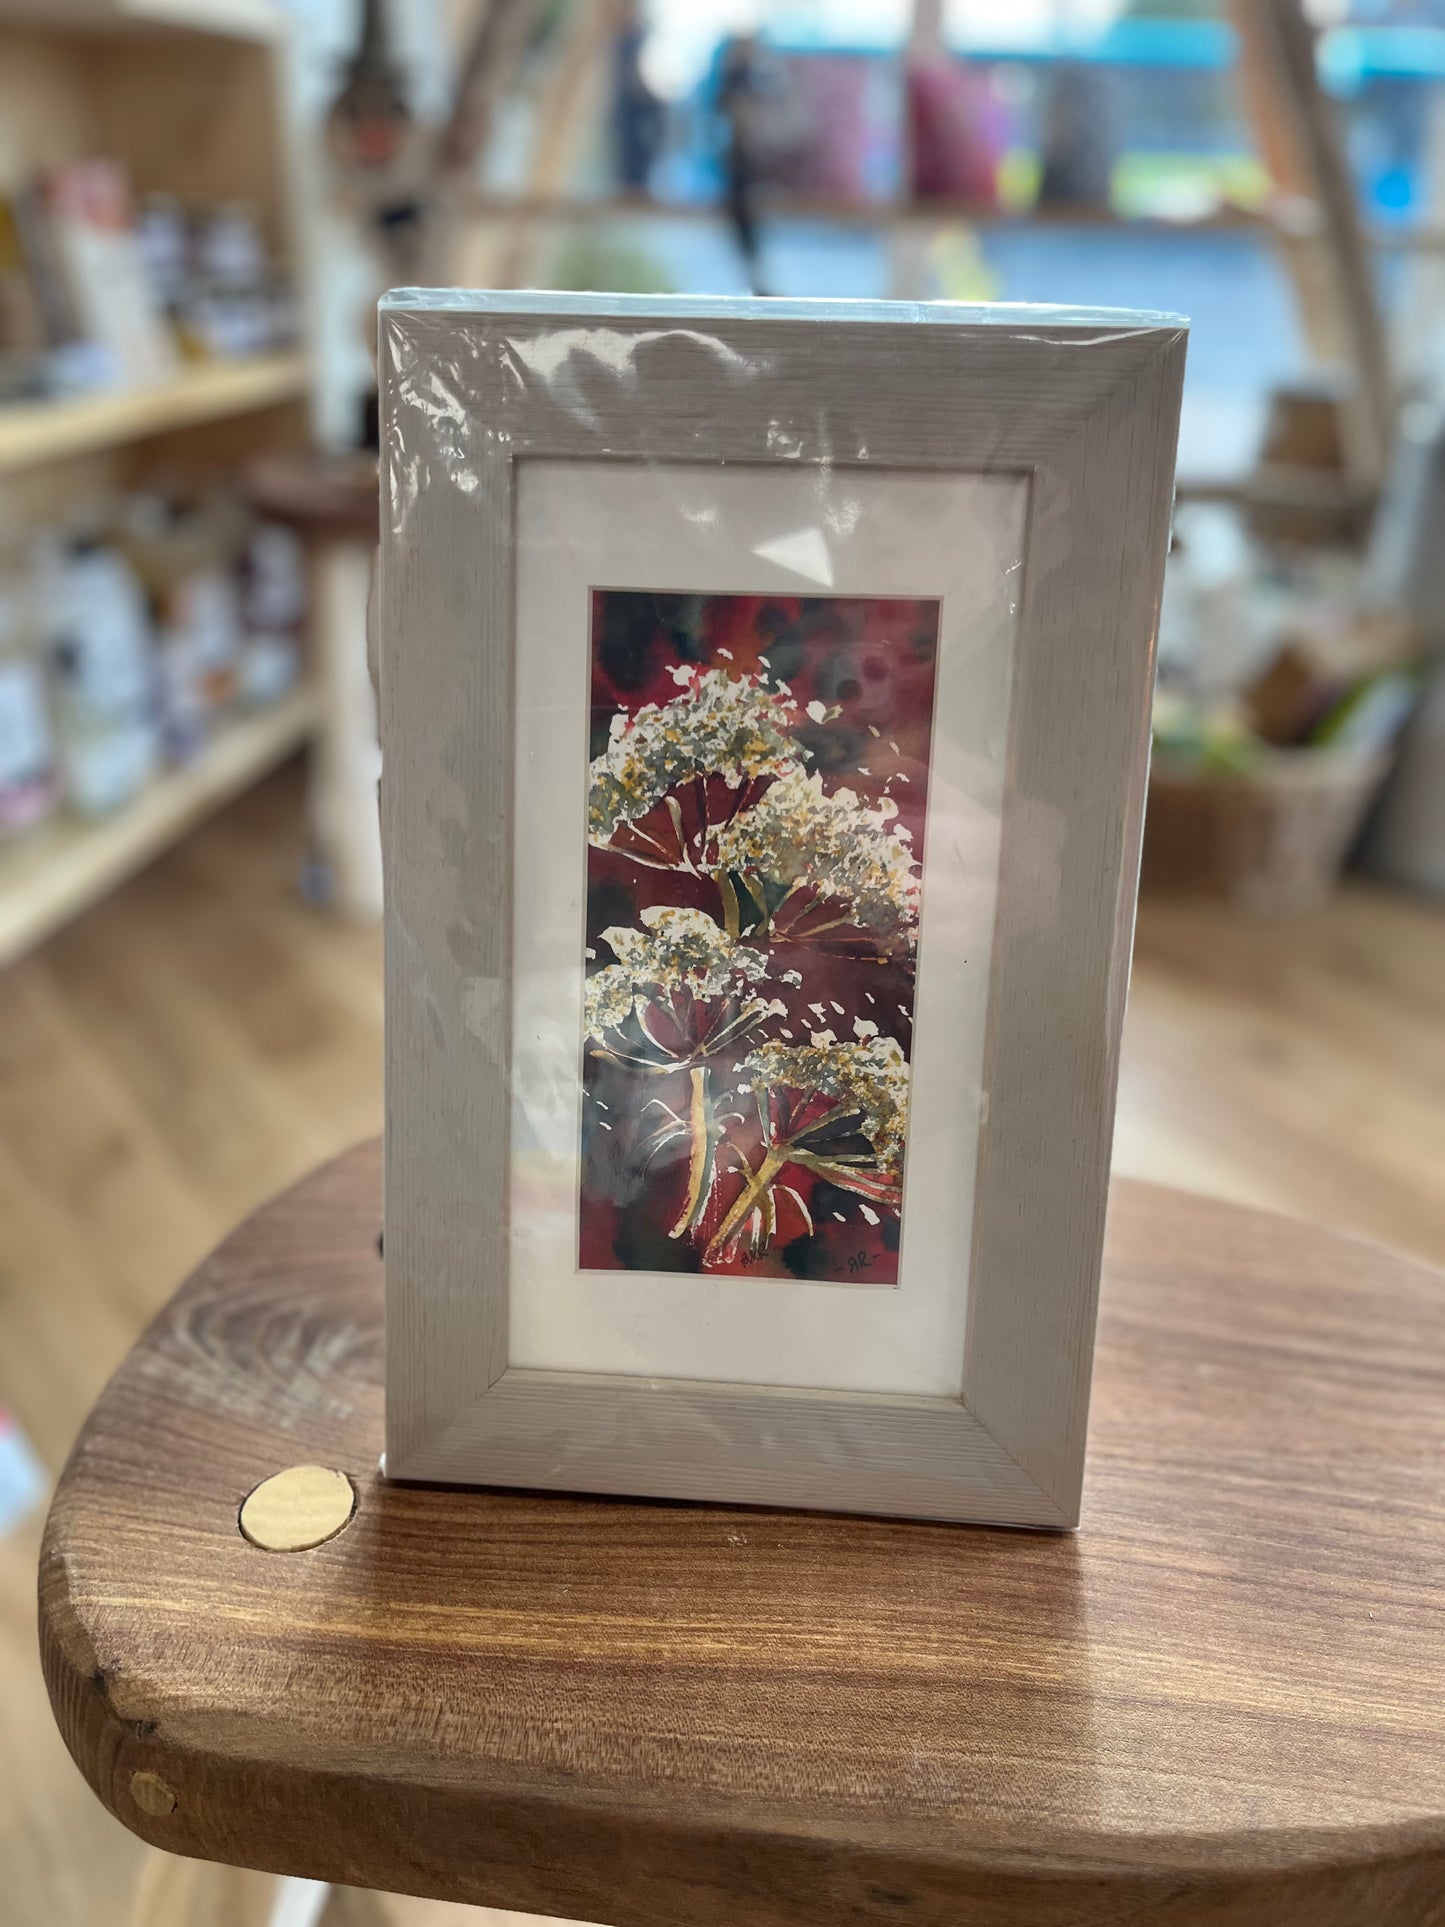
[580,590,940,1285]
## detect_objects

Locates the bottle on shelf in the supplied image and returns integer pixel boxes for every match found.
[40,524,160,818]
[0,538,61,839]
[123,489,243,764]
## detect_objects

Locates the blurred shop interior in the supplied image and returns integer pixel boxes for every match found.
[1,2,1444,1921]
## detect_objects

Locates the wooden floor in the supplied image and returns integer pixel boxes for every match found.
[1,763,1442,1927]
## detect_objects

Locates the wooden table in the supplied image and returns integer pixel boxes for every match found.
[39,1141,1445,1926]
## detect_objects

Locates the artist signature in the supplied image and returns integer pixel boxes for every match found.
[732,1247,874,1274]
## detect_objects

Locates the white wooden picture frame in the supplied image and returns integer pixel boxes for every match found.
[379,290,1185,1527]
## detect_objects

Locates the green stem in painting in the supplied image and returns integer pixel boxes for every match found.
[704,1147,786,1262]
[670,1065,718,1240]
[716,871,743,940]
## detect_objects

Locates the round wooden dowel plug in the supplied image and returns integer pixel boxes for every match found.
[130,1770,178,1817]
[239,1466,355,1552]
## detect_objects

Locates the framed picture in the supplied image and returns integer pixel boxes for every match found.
[379,291,1185,1526]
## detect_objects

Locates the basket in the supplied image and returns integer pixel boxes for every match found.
[1141,747,1393,916]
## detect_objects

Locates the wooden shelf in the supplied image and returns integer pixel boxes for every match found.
[463,189,1445,254]
[0,0,283,38]
[0,354,310,477]
[466,189,1271,232]
[0,686,320,967]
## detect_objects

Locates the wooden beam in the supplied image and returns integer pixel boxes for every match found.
[1230,0,1394,488]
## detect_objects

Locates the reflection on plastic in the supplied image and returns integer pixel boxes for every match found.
[377,290,1186,1506]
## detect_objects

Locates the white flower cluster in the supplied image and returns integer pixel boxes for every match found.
[742,1034,910,1170]
[588,668,801,842]
[712,767,919,936]
[584,907,770,1042]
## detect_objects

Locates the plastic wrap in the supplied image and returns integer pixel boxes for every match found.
[379,291,1185,1522]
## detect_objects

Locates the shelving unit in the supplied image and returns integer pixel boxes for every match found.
[0,687,319,967]
[454,0,1419,514]
[0,0,336,964]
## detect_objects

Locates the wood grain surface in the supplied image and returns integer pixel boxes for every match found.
[38,1139,1445,1926]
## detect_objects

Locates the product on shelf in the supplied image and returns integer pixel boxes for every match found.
[0,196,50,404]
[238,521,305,708]
[0,1409,46,1538]
[0,165,299,408]
[43,160,178,389]
[0,544,60,838]
[123,491,244,763]
[42,528,161,818]
[6,180,86,371]
[907,58,1008,206]
[0,480,308,834]
[139,194,299,363]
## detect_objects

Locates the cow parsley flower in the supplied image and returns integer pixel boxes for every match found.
[589,668,802,844]
[712,767,920,937]
[584,907,772,1046]
[742,1034,910,1171]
